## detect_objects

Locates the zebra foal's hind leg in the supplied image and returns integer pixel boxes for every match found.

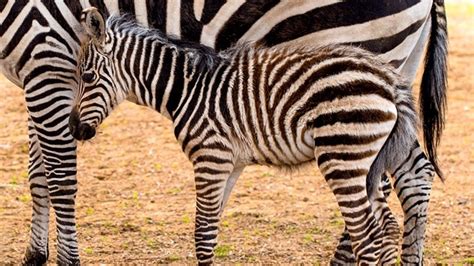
[23,118,50,265]
[330,174,399,265]
[393,142,435,264]
[314,148,385,263]
[373,173,400,264]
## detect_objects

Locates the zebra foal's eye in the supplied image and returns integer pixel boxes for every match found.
[81,72,96,83]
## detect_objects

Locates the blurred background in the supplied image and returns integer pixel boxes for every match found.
[0,2,472,264]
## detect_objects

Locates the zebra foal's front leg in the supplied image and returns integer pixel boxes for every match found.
[191,148,238,265]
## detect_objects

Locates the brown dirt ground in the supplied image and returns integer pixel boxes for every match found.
[0,4,473,264]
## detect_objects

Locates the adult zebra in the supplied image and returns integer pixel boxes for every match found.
[0,0,446,264]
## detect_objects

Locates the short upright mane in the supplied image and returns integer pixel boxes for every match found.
[107,15,221,71]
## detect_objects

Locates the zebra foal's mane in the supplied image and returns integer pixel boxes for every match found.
[105,14,223,72]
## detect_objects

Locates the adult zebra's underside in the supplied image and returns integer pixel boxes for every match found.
[0,0,446,264]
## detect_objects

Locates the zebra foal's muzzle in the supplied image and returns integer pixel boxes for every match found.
[69,108,96,141]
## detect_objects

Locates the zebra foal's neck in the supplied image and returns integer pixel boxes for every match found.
[103,16,223,118]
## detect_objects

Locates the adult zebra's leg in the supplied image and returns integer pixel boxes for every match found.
[25,77,80,264]
[41,122,79,265]
[42,126,79,265]
[192,150,237,265]
[23,118,50,265]
[330,174,399,265]
[393,142,435,264]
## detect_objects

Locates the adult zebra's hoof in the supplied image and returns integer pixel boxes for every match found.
[22,247,48,266]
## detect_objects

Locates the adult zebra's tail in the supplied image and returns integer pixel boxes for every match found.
[367,84,418,200]
[420,0,448,180]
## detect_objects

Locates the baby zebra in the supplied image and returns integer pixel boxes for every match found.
[71,8,418,264]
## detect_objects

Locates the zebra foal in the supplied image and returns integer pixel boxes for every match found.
[70,8,424,264]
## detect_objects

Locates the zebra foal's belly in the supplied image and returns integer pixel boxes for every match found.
[243,127,316,167]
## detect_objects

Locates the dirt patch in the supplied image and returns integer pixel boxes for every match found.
[0,5,473,264]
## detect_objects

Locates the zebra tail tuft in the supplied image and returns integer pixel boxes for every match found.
[419,0,448,181]
[366,83,418,201]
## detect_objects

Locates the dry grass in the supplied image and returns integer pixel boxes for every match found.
[0,4,473,264]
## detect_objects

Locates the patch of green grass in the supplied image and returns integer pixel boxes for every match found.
[167,187,182,195]
[99,122,109,130]
[19,171,28,179]
[462,257,474,264]
[130,159,139,167]
[20,142,29,154]
[252,228,270,237]
[18,193,31,203]
[85,207,94,216]
[166,254,181,262]
[308,226,328,235]
[303,233,313,244]
[146,238,158,249]
[261,172,273,178]
[104,221,114,228]
[330,219,344,226]
[132,191,139,201]
[9,175,19,185]
[214,244,232,258]
[181,214,192,224]
[242,229,250,238]
[283,224,299,234]
[120,200,129,209]
[154,163,163,171]
[329,211,344,227]
[221,220,230,228]
[245,255,258,262]
[83,247,93,255]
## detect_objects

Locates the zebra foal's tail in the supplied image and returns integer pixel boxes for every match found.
[367,83,418,199]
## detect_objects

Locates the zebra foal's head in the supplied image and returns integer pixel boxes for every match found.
[70,8,126,141]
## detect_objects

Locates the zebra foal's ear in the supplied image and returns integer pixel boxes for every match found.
[81,7,106,42]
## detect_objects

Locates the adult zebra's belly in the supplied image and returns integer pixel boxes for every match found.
[0,60,22,87]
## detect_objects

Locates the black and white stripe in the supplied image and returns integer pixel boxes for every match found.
[71,11,427,264]
[0,0,445,264]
